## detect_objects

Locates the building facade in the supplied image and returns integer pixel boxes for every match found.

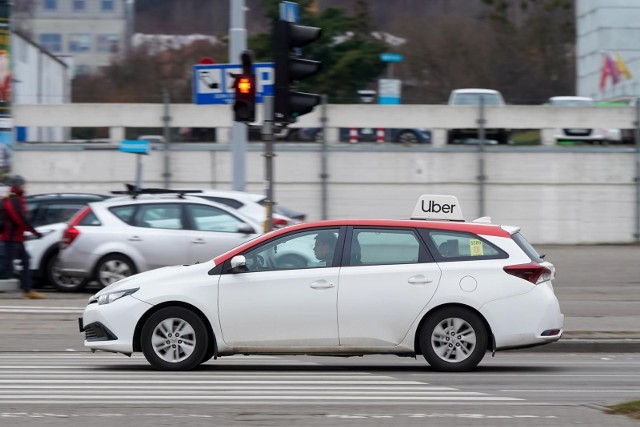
[14,0,126,76]
[576,0,640,101]
[12,31,70,142]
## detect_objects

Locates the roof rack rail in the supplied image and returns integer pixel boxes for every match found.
[111,184,202,199]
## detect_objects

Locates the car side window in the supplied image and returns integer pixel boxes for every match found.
[186,204,249,233]
[351,228,422,266]
[425,230,506,261]
[241,228,340,272]
[109,205,136,224]
[132,204,183,230]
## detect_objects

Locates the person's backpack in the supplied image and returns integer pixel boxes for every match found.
[0,193,16,233]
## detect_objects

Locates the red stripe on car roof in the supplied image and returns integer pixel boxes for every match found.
[213,219,510,266]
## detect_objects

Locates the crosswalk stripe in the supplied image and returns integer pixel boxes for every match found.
[0,353,523,404]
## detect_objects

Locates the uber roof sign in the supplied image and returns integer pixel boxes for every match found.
[411,195,464,221]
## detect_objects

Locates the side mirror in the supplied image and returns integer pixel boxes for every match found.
[230,255,247,273]
[237,223,254,234]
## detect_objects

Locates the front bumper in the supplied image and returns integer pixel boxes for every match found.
[81,296,153,354]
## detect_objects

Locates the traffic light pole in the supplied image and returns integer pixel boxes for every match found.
[229,0,247,191]
[262,96,275,232]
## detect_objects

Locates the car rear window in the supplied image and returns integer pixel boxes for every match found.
[511,232,544,263]
[420,230,508,261]
[78,209,101,226]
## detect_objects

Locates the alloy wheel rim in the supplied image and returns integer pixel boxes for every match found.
[151,318,196,363]
[431,317,477,362]
[99,260,131,286]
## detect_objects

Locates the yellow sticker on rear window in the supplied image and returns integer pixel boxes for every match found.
[469,239,484,256]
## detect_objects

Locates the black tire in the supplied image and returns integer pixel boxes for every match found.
[420,307,488,372]
[94,254,136,288]
[45,253,89,292]
[141,306,209,371]
[396,131,419,144]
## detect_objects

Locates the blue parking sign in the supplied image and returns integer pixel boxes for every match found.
[192,62,274,105]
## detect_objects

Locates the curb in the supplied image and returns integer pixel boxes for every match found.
[513,339,640,353]
[0,279,19,292]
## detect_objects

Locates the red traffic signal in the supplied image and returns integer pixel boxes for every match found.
[232,50,256,123]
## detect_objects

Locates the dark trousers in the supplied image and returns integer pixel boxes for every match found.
[0,241,32,292]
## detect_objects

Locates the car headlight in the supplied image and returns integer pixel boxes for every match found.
[93,288,140,305]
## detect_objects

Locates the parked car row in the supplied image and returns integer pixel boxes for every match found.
[19,188,306,292]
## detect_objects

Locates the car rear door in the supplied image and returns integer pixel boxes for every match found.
[116,203,192,270]
[337,227,442,347]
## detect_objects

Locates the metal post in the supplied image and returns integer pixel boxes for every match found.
[262,96,275,233]
[162,88,172,188]
[135,154,143,189]
[320,95,329,220]
[635,98,640,241]
[230,0,247,191]
[477,96,486,218]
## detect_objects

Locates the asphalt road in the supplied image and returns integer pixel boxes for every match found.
[0,352,639,426]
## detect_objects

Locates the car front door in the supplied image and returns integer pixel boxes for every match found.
[184,203,259,263]
[218,228,343,347]
[337,227,442,347]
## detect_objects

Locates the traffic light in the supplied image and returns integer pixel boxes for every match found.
[233,51,256,123]
[274,19,322,124]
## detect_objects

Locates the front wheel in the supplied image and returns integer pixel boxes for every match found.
[141,307,209,371]
[420,307,488,372]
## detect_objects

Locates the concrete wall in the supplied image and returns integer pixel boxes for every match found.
[11,145,638,245]
[10,103,640,244]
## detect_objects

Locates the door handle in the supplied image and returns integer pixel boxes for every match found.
[310,280,335,289]
[408,275,433,284]
[191,238,206,244]
[128,236,142,242]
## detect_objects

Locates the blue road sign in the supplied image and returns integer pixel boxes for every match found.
[380,53,404,63]
[280,1,299,22]
[193,62,274,105]
[120,139,150,155]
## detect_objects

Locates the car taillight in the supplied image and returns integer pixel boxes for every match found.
[62,207,90,248]
[503,262,551,285]
[273,217,289,228]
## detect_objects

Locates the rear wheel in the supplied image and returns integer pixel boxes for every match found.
[45,254,89,292]
[141,307,209,371]
[95,254,136,288]
[420,307,488,372]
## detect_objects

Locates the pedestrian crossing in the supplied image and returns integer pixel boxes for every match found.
[0,353,523,405]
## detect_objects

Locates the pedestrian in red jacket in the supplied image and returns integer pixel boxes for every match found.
[1,175,45,299]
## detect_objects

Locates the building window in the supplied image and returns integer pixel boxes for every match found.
[73,0,85,11]
[69,34,91,52]
[101,0,114,11]
[96,35,120,53]
[43,0,57,10]
[39,33,62,53]
[74,65,92,75]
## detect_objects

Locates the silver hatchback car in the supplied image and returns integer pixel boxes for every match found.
[57,192,261,291]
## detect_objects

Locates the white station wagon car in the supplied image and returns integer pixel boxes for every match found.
[79,195,563,372]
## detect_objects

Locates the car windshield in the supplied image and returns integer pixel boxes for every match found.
[451,93,503,105]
